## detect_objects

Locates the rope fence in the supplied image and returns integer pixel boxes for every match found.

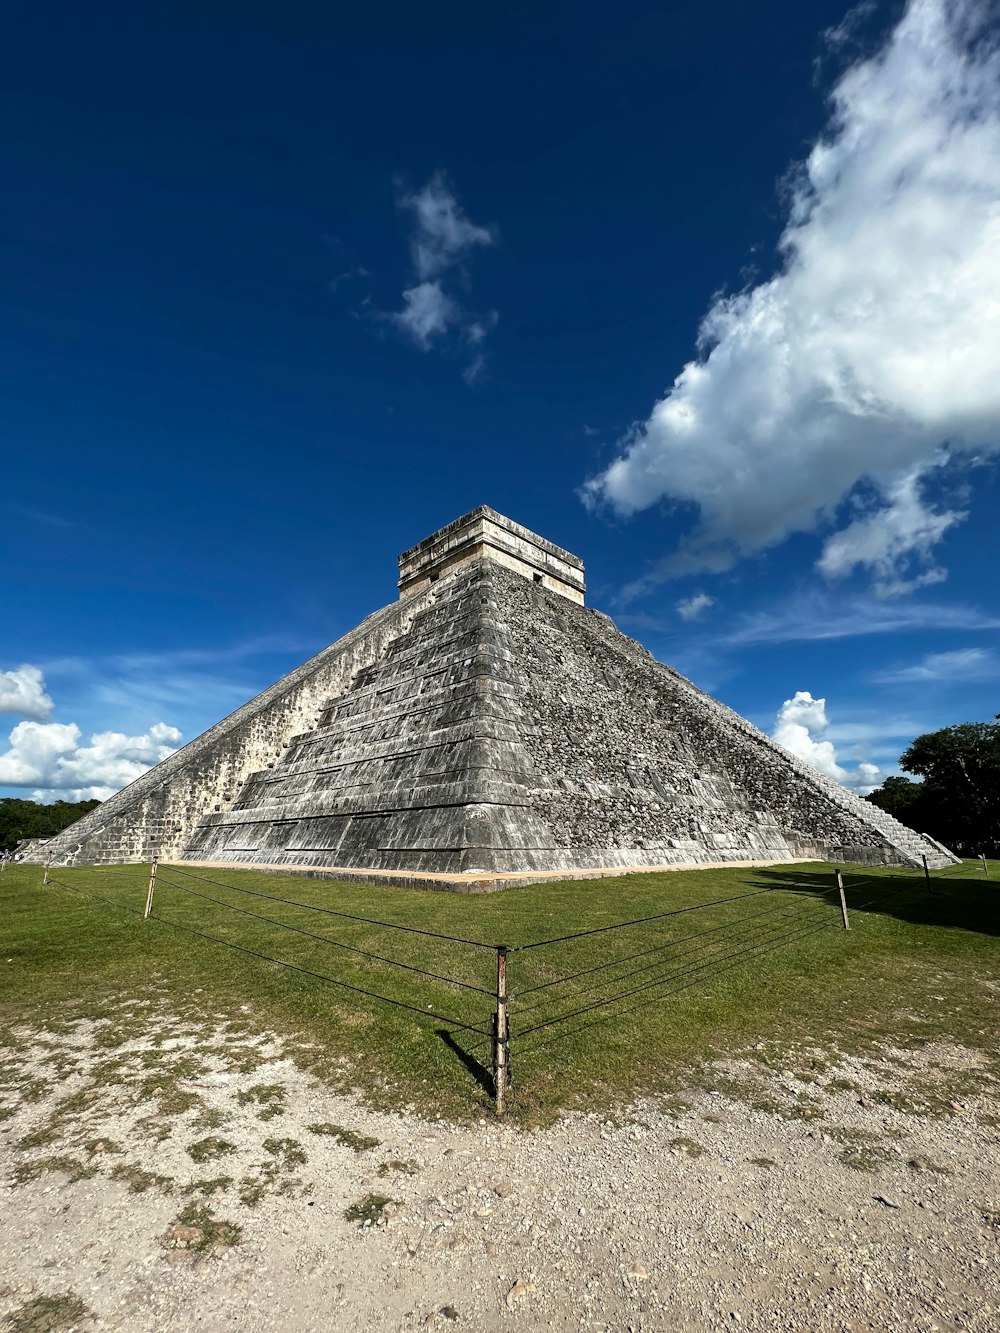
[157,860,494,948]
[153,867,495,996]
[42,857,495,1039]
[510,896,839,1023]
[515,912,844,1056]
[31,848,988,1112]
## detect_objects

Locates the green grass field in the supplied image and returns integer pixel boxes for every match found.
[1,857,997,1122]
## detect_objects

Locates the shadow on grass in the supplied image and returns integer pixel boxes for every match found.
[436,1029,495,1099]
[750,866,1000,938]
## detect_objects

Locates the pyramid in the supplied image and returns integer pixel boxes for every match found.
[38,507,957,883]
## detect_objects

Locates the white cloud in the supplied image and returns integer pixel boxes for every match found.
[676,592,715,621]
[0,720,182,801]
[4,504,93,533]
[773,691,847,781]
[389,173,497,376]
[465,313,498,346]
[772,690,880,792]
[584,0,1000,595]
[816,464,962,596]
[328,264,369,293]
[871,646,994,683]
[463,353,486,387]
[824,718,922,747]
[402,173,495,281]
[391,281,459,349]
[0,664,53,720]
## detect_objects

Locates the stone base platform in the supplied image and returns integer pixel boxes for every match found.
[167,856,821,895]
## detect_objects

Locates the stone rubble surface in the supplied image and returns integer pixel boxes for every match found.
[1,1013,997,1332]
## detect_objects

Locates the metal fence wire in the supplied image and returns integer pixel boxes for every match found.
[34,850,959,1112]
[44,859,496,1038]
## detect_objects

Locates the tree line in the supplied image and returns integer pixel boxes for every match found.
[866,715,1000,856]
[0,797,100,851]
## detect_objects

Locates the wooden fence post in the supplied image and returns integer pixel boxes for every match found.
[836,870,850,930]
[493,946,509,1114]
[144,853,158,919]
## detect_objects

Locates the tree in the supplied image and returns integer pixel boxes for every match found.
[0,798,100,851]
[866,774,922,823]
[866,714,1000,853]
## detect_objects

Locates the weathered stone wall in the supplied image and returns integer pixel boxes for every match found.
[178,559,953,874]
[489,567,950,868]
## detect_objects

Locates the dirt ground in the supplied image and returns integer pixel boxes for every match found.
[1,999,998,1332]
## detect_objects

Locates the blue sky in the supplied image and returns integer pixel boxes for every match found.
[1,0,998,801]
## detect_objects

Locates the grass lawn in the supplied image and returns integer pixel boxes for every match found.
[1,857,997,1123]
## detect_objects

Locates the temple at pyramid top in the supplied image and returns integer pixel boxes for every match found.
[397,506,586,604]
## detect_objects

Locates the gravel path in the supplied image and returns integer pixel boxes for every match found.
[1,1006,997,1332]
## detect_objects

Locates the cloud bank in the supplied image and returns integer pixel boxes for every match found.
[772,690,881,793]
[0,663,182,801]
[584,0,1000,596]
[389,173,497,376]
[721,594,1000,646]
[0,720,182,802]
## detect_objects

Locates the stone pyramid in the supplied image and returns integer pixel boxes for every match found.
[39,507,956,882]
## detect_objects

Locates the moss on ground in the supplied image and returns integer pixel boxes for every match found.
[110,1162,174,1194]
[187,1136,236,1164]
[343,1192,396,1225]
[162,1203,241,1254]
[307,1123,380,1151]
[2,1293,92,1332]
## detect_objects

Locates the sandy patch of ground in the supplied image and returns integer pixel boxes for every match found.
[1,1004,998,1332]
